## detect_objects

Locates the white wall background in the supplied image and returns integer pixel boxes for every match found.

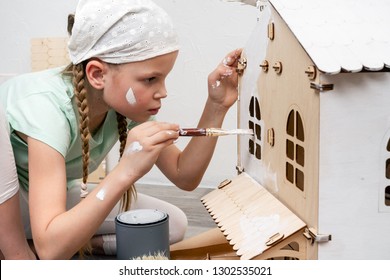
[0,0,259,189]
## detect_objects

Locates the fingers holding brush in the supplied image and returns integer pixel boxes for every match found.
[207,48,243,109]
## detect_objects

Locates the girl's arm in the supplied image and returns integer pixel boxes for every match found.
[28,121,178,259]
[156,49,242,191]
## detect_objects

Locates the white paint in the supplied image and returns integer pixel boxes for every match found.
[124,141,143,155]
[224,128,253,135]
[211,80,221,89]
[212,66,234,89]
[125,87,137,105]
[222,68,233,77]
[236,214,280,256]
[261,163,278,194]
[96,189,106,201]
[222,56,232,66]
[178,129,188,136]
[238,5,277,194]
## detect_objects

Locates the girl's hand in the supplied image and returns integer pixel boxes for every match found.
[207,48,242,110]
[118,121,179,181]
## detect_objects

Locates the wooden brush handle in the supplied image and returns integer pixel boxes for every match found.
[179,128,207,136]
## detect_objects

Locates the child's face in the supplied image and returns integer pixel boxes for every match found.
[102,51,178,122]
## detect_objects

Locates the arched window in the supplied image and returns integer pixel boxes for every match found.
[286,109,305,191]
[385,139,390,206]
[248,96,262,160]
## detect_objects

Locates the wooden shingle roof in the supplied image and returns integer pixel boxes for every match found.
[269,0,390,74]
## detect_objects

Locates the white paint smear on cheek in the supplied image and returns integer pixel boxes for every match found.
[126,87,137,105]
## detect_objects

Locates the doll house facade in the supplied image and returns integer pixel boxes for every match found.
[172,0,390,260]
[236,0,390,259]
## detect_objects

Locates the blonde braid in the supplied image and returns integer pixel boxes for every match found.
[73,63,91,198]
[116,113,127,158]
[68,62,94,257]
[116,112,137,212]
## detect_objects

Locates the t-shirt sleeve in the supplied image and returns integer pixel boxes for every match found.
[7,92,72,157]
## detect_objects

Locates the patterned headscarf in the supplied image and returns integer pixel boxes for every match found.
[68,0,179,64]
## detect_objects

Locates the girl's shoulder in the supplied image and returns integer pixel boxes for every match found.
[0,66,73,105]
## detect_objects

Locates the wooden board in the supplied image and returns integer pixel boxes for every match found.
[31,37,70,71]
[201,173,306,260]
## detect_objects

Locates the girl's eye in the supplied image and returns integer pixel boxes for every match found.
[145,77,156,83]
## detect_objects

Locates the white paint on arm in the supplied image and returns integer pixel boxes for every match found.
[124,141,143,155]
[96,142,143,201]
[96,188,106,201]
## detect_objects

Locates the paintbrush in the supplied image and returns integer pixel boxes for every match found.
[179,128,254,137]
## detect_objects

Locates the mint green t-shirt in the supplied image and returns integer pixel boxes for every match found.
[0,67,142,191]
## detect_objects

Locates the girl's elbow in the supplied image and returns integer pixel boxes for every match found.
[34,245,54,260]
[34,240,73,260]
[37,248,72,260]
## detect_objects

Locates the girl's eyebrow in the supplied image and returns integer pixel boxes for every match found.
[143,71,163,77]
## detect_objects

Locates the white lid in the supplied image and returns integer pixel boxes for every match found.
[117,209,167,225]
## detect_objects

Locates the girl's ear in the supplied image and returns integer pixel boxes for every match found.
[85,60,106,90]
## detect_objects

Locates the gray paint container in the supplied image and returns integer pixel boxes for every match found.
[115,209,170,260]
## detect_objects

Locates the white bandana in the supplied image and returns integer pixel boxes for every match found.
[68,0,179,65]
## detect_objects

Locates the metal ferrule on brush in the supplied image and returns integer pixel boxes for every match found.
[205,128,229,136]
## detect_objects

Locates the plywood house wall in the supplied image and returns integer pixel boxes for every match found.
[236,0,390,259]
[172,0,390,260]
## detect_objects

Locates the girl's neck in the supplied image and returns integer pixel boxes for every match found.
[86,85,110,135]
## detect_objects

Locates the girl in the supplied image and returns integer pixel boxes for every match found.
[0,0,242,260]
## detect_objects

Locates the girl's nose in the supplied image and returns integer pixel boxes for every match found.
[154,90,167,99]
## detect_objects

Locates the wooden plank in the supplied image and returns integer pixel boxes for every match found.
[201,173,306,260]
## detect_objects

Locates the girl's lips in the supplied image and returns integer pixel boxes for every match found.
[148,108,160,115]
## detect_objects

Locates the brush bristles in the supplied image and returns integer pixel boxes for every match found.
[132,251,169,260]
[206,128,254,136]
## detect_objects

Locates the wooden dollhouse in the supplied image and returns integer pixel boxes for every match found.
[171,0,390,260]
